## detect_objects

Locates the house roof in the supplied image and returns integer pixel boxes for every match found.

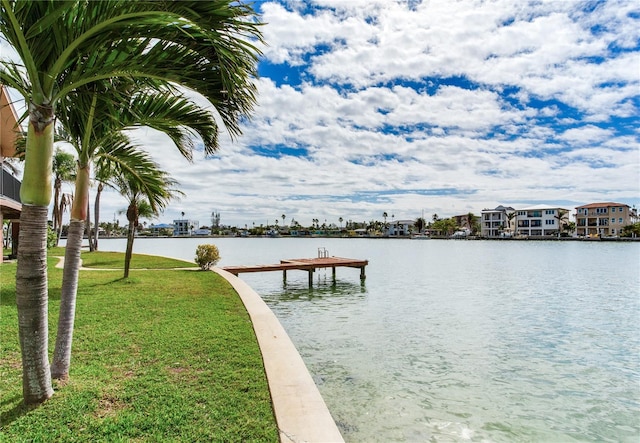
[575,202,629,209]
[518,204,569,211]
[1,85,21,158]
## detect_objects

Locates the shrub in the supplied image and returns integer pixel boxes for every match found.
[47,225,58,249]
[195,244,220,270]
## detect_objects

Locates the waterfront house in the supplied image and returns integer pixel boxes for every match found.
[149,223,174,236]
[0,85,23,262]
[387,219,414,236]
[575,202,635,237]
[481,205,516,237]
[515,205,569,237]
[173,219,199,236]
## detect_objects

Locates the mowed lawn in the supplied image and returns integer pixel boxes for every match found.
[0,248,278,442]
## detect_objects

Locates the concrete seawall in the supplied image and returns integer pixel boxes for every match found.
[214,268,344,443]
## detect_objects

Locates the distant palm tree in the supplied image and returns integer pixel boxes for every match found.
[467,212,478,234]
[52,148,76,241]
[339,217,344,228]
[554,209,569,238]
[115,161,182,278]
[506,211,517,236]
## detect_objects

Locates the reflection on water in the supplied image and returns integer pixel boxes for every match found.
[97,238,640,442]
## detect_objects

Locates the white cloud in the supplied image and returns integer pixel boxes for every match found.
[4,0,638,228]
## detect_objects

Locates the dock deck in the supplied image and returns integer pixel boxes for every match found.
[222,256,368,286]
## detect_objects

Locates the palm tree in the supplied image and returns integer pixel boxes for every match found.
[114,158,181,278]
[50,85,219,381]
[467,212,478,235]
[506,211,517,236]
[1,0,262,404]
[51,148,76,240]
[414,217,426,233]
[554,209,569,238]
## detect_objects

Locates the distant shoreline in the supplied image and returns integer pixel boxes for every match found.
[88,235,640,242]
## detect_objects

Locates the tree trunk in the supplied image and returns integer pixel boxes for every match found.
[124,202,138,278]
[86,199,94,252]
[52,177,61,233]
[124,221,136,278]
[92,183,103,251]
[51,163,90,381]
[16,104,55,405]
[16,205,54,404]
[51,219,84,380]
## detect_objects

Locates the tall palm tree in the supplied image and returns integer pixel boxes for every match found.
[0,0,262,404]
[50,85,219,381]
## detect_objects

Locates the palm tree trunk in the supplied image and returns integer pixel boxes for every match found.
[51,219,84,380]
[124,221,135,278]
[92,183,103,251]
[16,106,55,405]
[51,163,90,380]
[52,177,61,232]
[86,199,94,252]
[16,205,54,404]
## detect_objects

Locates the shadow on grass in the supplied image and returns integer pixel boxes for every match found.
[0,288,16,306]
[0,395,32,427]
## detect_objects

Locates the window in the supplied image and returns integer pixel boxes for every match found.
[531,220,542,227]
[545,209,555,215]
[612,218,615,223]
[611,207,616,212]
[530,211,542,217]
[517,211,526,216]
[596,208,608,214]
[545,219,555,225]
[619,218,623,224]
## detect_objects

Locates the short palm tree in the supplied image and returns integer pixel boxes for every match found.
[0,0,262,404]
[113,159,181,278]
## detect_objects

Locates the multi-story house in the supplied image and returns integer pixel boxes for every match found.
[515,205,569,237]
[173,219,199,236]
[575,202,635,237]
[1,85,23,262]
[481,205,515,237]
[387,219,414,236]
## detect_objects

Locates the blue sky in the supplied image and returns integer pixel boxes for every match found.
[4,0,640,228]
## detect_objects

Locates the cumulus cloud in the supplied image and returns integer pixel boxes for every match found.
[37,0,640,227]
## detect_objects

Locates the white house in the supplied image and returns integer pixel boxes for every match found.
[515,205,569,236]
[173,219,199,236]
[387,220,414,236]
[481,205,516,237]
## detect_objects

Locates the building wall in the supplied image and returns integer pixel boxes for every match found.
[515,207,567,236]
[575,203,632,237]
[173,219,199,236]
[481,206,515,237]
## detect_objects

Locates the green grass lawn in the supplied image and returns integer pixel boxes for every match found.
[0,249,278,442]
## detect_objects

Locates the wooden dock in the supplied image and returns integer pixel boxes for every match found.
[223,255,368,286]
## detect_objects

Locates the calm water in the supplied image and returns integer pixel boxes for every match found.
[97,237,640,442]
